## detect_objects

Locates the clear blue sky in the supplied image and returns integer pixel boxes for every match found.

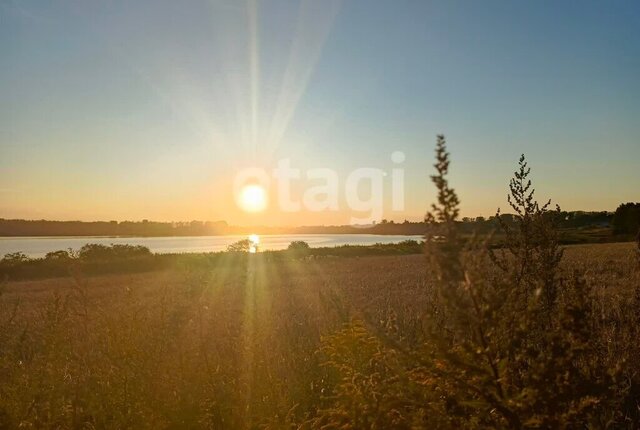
[1,0,639,224]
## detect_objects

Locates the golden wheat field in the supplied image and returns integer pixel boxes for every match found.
[0,242,638,429]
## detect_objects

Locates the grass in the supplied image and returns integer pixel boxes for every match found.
[0,240,425,281]
[1,136,638,428]
[0,252,421,428]
[0,242,637,428]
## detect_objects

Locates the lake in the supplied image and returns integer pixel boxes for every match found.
[0,234,423,258]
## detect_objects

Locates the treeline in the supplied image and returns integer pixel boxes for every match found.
[368,210,613,235]
[612,202,640,234]
[0,209,629,237]
[0,219,228,237]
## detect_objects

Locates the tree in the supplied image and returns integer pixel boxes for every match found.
[287,241,310,251]
[612,202,640,235]
[78,244,111,260]
[45,250,71,260]
[287,241,311,256]
[1,252,30,265]
[226,239,252,253]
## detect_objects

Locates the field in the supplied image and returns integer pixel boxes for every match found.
[1,242,638,429]
[1,142,638,429]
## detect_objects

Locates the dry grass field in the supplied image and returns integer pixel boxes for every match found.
[1,140,638,429]
[1,242,638,429]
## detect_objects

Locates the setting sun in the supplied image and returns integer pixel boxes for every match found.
[238,184,268,213]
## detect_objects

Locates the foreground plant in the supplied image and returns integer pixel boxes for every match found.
[422,137,637,428]
[313,135,638,429]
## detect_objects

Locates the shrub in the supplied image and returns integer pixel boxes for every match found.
[78,243,151,260]
[287,241,311,257]
[311,135,639,428]
[490,154,564,324]
[226,239,252,253]
[287,240,310,251]
[45,250,72,260]
[1,252,30,266]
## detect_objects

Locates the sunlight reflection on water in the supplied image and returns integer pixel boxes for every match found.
[248,234,260,253]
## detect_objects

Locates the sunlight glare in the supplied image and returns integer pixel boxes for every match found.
[239,184,267,213]
[248,234,260,253]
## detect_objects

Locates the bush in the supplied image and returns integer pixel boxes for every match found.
[311,135,640,428]
[226,239,252,253]
[287,240,310,251]
[287,241,311,257]
[1,252,30,266]
[0,244,159,280]
[78,243,151,261]
[45,250,72,260]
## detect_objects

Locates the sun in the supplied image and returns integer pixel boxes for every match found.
[238,184,268,213]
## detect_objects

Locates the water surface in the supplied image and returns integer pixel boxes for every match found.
[0,234,422,258]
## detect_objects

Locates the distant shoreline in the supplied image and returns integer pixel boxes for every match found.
[0,210,616,238]
[0,232,424,239]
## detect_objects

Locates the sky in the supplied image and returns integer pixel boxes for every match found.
[1,0,639,226]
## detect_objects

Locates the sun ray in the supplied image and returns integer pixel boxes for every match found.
[247,0,260,157]
[239,252,273,426]
[265,0,341,155]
